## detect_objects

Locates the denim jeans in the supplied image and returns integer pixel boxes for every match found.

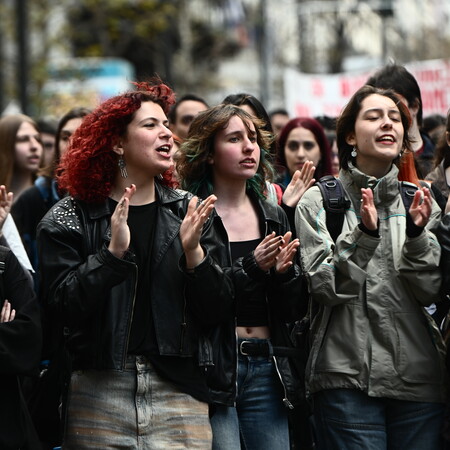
[63,355,212,449]
[210,338,289,450]
[313,388,445,450]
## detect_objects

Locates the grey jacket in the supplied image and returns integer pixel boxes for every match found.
[295,163,447,403]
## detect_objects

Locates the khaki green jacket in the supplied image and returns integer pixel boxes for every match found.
[296,164,447,403]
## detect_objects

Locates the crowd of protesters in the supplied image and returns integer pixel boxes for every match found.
[1,63,450,450]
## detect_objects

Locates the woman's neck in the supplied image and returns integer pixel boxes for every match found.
[212,179,248,210]
[110,176,156,205]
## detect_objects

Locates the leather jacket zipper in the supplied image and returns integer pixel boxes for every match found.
[273,356,294,409]
[122,264,138,368]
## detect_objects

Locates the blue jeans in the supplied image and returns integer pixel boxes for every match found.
[210,338,289,450]
[313,388,445,450]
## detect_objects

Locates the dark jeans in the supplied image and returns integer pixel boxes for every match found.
[313,388,445,450]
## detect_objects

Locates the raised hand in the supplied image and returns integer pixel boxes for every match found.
[108,184,136,258]
[360,188,378,231]
[180,194,217,269]
[0,300,15,323]
[254,232,286,272]
[275,231,300,274]
[409,187,432,228]
[282,161,316,208]
[0,185,13,231]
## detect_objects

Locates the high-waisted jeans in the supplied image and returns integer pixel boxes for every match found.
[63,355,212,449]
[210,338,290,450]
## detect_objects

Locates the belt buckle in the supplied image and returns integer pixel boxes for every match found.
[239,340,252,356]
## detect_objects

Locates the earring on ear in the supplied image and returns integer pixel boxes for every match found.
[118,155,128,178]
[351,146,357,158]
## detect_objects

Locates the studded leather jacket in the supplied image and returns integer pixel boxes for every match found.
[37,182,234,371]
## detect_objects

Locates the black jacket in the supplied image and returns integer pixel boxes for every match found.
[202,193,307,408]
[37,182,234,371]
[0,246,42,450]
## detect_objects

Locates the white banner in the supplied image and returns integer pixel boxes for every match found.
[284,59,450,119]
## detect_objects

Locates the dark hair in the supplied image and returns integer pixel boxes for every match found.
[276,117,333,179]
[269,108,289,119]
[36,117,58,135]
[366,63,423,125]
[39,107,91,179]
[57,79,176,203]
[336,85,412,171]
[314,115,337,148]
[177,104,275,199]
[168,94,209,124]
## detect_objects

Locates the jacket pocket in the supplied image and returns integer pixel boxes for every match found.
[315,303,364,375]
[394,312,443,384]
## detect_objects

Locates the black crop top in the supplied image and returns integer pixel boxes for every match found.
[230,238,269,327]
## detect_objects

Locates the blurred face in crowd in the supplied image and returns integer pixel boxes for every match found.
[284,126,321,176]
[40,132,56,168]
[15,121,42,174]
[271,113,290,136]
[172,100,208,140]
[59,117,85,157]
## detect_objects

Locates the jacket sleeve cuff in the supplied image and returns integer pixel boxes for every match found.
[271,263,296,282]
[358,220,380,238]
[242,251,268,281]
[406,214,424,238]
[179,247,210,276]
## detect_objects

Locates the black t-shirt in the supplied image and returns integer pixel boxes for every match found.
[108,198,209,402]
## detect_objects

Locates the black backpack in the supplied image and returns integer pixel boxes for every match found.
[316,174,418,241]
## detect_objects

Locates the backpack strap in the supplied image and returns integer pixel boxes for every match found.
[398,181,418,213]
[316,175,351,242]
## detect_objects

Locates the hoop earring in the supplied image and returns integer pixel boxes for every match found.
[118,155,128,178]
[351,146,357,158]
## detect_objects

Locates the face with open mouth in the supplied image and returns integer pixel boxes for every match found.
[346,93,404,173]
[210,115,260,182]
[14,121,43,174]
[117,101,173,178]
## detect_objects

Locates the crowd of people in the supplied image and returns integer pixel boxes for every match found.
[1,63,450,450]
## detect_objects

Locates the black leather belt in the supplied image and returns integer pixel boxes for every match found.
[239,340,301,358]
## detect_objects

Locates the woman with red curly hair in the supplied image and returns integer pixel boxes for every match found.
[37,79,233,449]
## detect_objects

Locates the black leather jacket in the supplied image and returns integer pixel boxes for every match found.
[37,182,234,371]
[202,193,307,408]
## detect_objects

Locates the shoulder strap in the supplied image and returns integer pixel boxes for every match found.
[398,181,418,213]
[316,175,351,242]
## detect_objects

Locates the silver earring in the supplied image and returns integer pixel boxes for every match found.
[351,146,357,158]
[118,155,128,178]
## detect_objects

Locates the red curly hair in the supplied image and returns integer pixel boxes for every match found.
[57,79,176,203]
